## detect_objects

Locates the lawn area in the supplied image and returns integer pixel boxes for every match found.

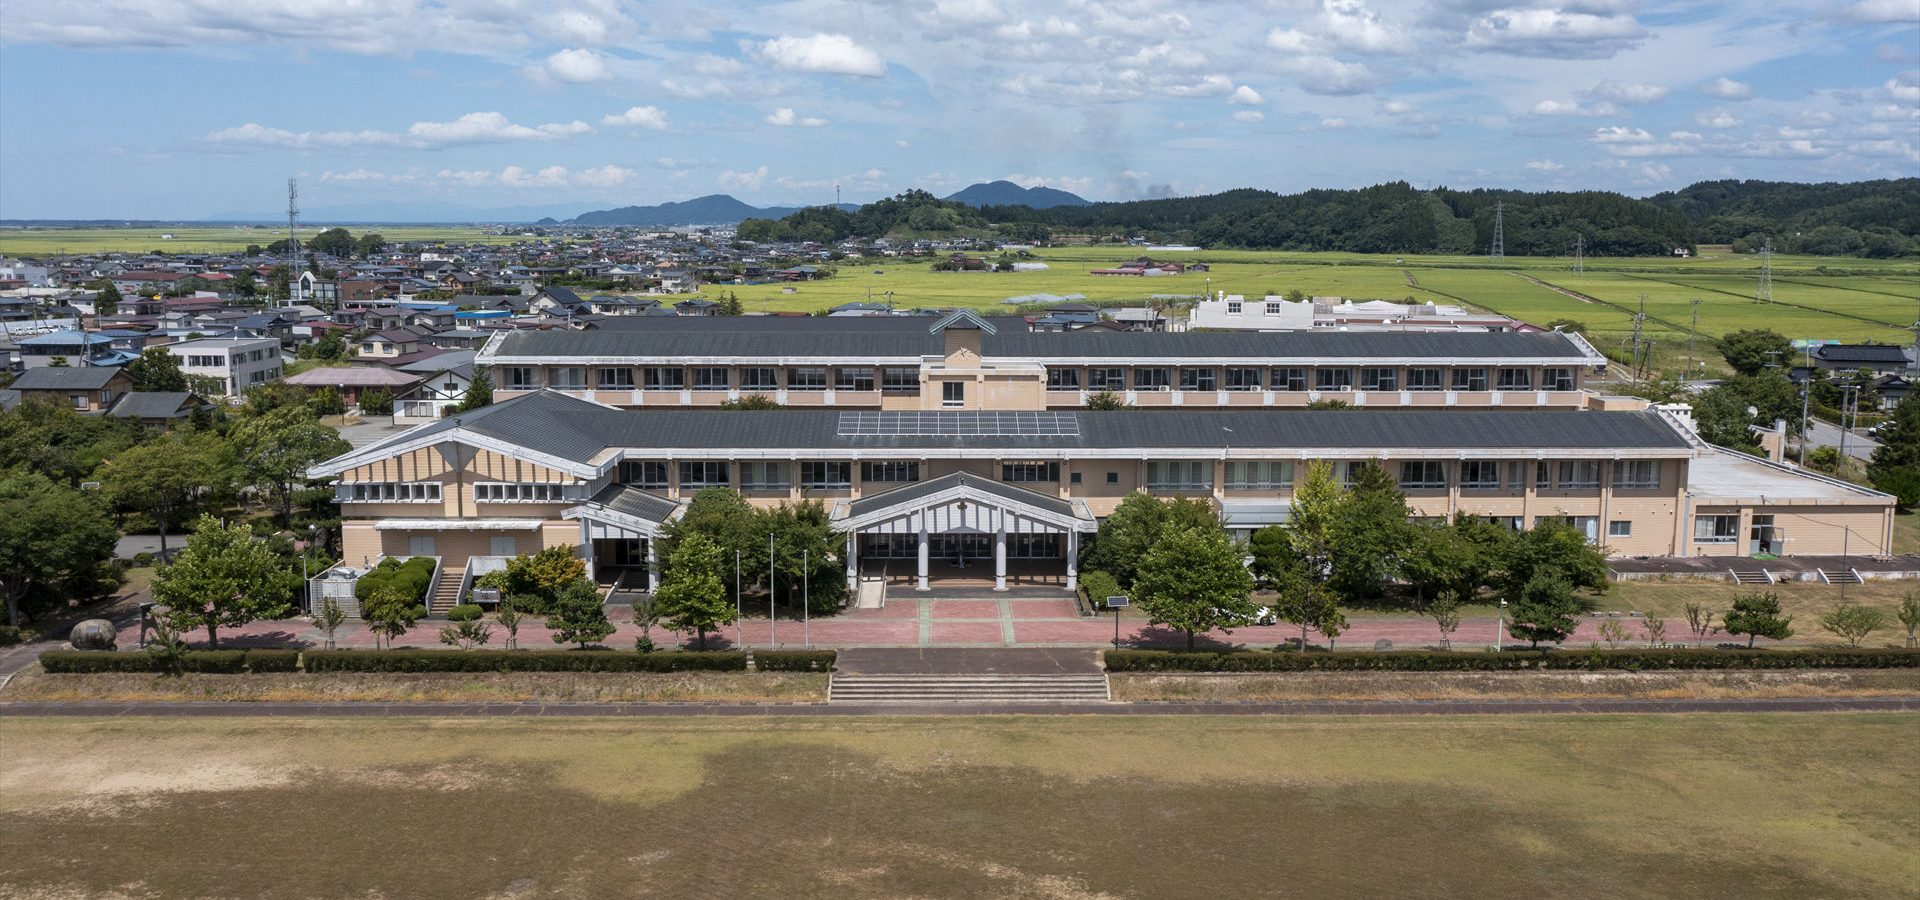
[1,715,1914,898]
[1603,577,1917,624]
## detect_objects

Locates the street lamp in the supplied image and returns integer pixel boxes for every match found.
[768,532,777,648]
[1495,599,1508,652]
[802,549,810,650]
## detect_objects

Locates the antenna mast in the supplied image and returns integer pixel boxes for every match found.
[835,184,841,207]
[1756,237,1772,303]
[1490,201,1505,260]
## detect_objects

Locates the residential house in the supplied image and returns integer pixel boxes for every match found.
[8,365,133,412]
[164,337,282,396]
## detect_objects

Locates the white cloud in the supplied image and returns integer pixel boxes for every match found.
[1006,174,1097,196]
[1161,74,1234,97]
[1591,125,1653,143]
[1319,0,1415,55]
[1696,109,1741,129]
[1465,9,1648,59]
[927,0,1006,24]
[1701,77,1752,100]
[718,166,769,191]
[1381,99,1417,115]
[601,106,670,130]
[1841,0,1920,23]
[691,55,745,77]
[1531,99,1618,116]
[751,33,886,77]
[1584,80,1668,105]
[430,164,635,189]
[543,47,609,84]
[765,107,827,127]
[206,111,589,150]
[1232,109,1265,122]
[660,78,732,99]
[1230,84,1264,105]
[1318,116,1349,129]
[1883,76,1920,104]
[1525,159,1562,171]
[1275,55,1376,95]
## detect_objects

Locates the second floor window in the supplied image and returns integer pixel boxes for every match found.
[1557,460,1601,489]
[1001,461,1059,483]
[549,367,586,389]
[679,461,729,488]
[619,461,669,489]
[1543,367,1576,391]
[739,461,789,490]
[863,461,919,482]
[1316,368,1353,390]
[1497,368,1533,390]
[1179,368,1218,391]
[1360,367,1398,391]
[882,368,920,393]
[692,367,729,391]
[1406,367,1443,391]
[834,368,875,392]
[800,461,851,489]
[502,367,538,389]
[1147,460,1210,490]
[740,367,778,390]
[1047,368,1081,390]
[1088,367,1126,390]
[1133,368,1171,390]
[1451,368,1489,391]
[1399,461,1447,490]
[787,367,827,390]
[942,381,965,407]
[1459,460,1502,490]
[1271,368,1308,391]
[597,367,635,389]
[1225,368,1261,391]
[1612,460,1661,489]
[643,367,684,390]
[1226,460,1292,490]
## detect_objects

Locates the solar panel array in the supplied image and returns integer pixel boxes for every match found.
[837,411,1081,437]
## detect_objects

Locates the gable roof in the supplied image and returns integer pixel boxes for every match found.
[11,366,125,390]
[106,391,201,419]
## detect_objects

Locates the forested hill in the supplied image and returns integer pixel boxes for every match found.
[740,180,1920,257]
[1648,179,1920,256]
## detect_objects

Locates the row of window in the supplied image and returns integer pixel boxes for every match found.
[473,482,576,503]
[336,482,442,503]
[1398,460,1661,491]
[1046,366,1579,392]
[500,366,924,393]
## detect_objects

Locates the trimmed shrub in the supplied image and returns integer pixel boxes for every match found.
[302,649,749,673]
[40,650,251,674]
[242,649,304,673]
[1102,647,1920,673]
[131,551,157,567]
[755,650,837,672]
[0,625,25,646]
[353,556,436,604]
[446,604,484,623]
[1079,571,1123,611]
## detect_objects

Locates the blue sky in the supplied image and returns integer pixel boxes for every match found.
[1,0,1916,220]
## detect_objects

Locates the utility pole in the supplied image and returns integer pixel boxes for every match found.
[1797,344,1813,467]
[287,177,301,304]
[1838,383,1857,464]
[1627,292,1648,378]
[1686,297,1701,377]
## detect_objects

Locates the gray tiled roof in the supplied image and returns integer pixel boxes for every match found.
[848,472,1075,519]
[393,390,1691,465]
[105,391,200,419]
[11,366,124,390]
[584,483,679,524]
[487,317,1596,362]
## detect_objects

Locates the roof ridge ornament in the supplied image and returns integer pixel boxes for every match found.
[927,307,998,336]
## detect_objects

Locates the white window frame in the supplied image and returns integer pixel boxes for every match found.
[474,482,571,503]
[1399,460,1448,490]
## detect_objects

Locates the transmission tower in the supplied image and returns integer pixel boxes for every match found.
[1573,233,1584,274]
[1627,292,1649,378]
[1756,237,1773,303]
[1490,201,1505,260]
[1686,297,1702,376]
[287,177,302,282]
[834,184,841,208]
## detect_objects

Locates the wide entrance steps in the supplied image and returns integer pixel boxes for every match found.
[1819,568,1863,585]
[428,568,466,614]
[1729,568,1774,585]
[828,673,1111,704]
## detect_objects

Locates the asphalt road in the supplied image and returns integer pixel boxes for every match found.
[1802,419,1881,462]
[2,697,1915,718]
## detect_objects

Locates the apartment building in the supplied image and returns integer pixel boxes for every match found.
[477,310,1608,412]
[164,337,282,397]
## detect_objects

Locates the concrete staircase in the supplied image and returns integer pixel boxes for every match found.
[1819,568,1863,586]
[828,673,1111,704]
[1729,568,1773,585]
[428,566,466,614]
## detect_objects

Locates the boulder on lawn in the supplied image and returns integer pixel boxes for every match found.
[69,619,118,651]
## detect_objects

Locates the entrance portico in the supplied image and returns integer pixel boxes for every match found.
[831,472,1097,592]
[563,484,681,590]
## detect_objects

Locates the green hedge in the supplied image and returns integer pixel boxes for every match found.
[0,625,25,646]
[38,649,275,674]
[1103,648,1920,673]
[302,649,749,673]
[754,650,837,672]
[353,556,436,603]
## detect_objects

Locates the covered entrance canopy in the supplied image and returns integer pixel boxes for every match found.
[563,484,682,590]
[831,472,1098,592]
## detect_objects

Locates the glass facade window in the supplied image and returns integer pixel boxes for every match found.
[787,367,827,390]
[739,461,788,490]
[691,367,729,391]
[643,367,684,390]
[549,367,586,389]
[679,461,729,488]
[1694,515,1739,543]
[1225,368,1261,391]
[1179,368,1218,391]
[882,368,920,394]
[1133,368,1171,390]
[1407,367,1442,390]
[799,461,851,489]
[1497,368,1533,390]
[1543,367,1576,391]
[1315,368,1354,390]
[1089,367,1126,390]
[834,368,876,392]
[1271,368,1308,391]
[1459,460,1502,490]
[502,367,538,389]
[1451,368,1489,391]
[1147,460,1210,490]
[475,483,570,502]
[740,367,778,390]
[1226,460,1293,490]
[597,367,635,389]
[1399,460,1448,490]
[1557,460,1601,489]
[862,461,919,482]
[337,482,442,503]
[942,381,965,407]
[1001,461,1060,483]
[1360,367,1398,391]
[1047,368,1081,390]
[1612,460,1661,489]
[619,461,669,489]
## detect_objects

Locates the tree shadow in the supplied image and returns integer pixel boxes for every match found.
[1126,625,1242,651]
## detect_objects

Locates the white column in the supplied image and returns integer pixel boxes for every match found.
[578,519,595,582]
[1065,529,1079,592]
[993,509,1008,592]
[646,537,660,592]
[916,512,930,591]
[845,531,858,591]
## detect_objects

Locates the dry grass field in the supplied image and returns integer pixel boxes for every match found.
[1,714,1915,898]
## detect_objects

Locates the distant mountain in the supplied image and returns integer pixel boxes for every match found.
[568,194,856,226]
[944,180,1090,208]
[200,201,604,224]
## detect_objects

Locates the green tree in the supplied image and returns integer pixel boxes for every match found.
[1544,318,1586,334]
[1683,601,1715,647]
[1897,592,1919,648]
[0,468,117,626]
[1501,519,1609,610]
[99,431,234,558]
[1718,329,1792,376]
[361,583,425,650]
[1505,574,1581,648]
[1426,597,1462,649]
[449,367,493,414]
[1130,524,1257,650]
[123,347,189,392]
[496,545,587,614]
[308,227,355,257]
[1867,397,1920,509]
[359,387,392,416]
[1085,390,1129,410]
[315,596,347,650]
[718,393,782,410]
[1692,374,1801,451]
[1081,492,1217,589]
[1818,603,1886,648]
[546,577,614,648]
[657,488,763,596]
[353,233,387,257]
[718,291,744,316]
[652,533,735,648]
[231,406,350,526]
[0,398,140,486]
[1723,591,1793,647]
[151,514,299,648]
[765,500,847,615]
[93,280,122,317]
[1326,463,1411,600]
